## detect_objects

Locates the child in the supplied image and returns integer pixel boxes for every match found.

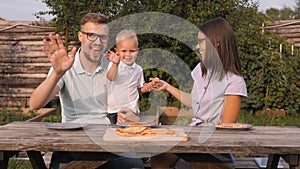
[106,29,155,124]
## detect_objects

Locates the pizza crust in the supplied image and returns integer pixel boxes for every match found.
[215,122,249,128]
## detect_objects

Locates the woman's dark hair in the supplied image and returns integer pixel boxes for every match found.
[199,17,242,79]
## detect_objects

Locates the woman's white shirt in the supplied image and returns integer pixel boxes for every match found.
[190,63,247,125]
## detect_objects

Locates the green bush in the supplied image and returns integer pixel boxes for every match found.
[41,107,62,123]
[239,110,300,127]
[240,34,300,115]
[8,158,32,169]
[0,108,37,125]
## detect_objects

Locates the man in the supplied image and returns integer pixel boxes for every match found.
[29,13,143,169]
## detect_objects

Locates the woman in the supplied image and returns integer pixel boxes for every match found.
[151,17,247,169]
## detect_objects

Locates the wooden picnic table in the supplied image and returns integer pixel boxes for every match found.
[0,122,299,169]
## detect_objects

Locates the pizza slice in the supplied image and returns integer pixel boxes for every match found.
[115,126,177,137]
[115,126,148,136]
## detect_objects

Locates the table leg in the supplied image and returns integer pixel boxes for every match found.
[266,154,280,169]
[0,151,18,169]
[27,151,47,169]
[282,154,299,169]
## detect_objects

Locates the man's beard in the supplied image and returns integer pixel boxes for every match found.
[84,44,105,63]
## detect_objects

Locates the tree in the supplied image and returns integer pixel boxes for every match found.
[280,6,295,20]
[265,6,295,20]
[266,8,281,21]
[294,0,300,19]
[35,0,123,44]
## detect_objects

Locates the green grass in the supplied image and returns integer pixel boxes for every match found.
[8,157,32,169]
[238,110,300,127]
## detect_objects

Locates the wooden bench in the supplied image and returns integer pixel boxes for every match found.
[0,107,56,122]
[41,156,291,169]
[158,106,193,125]
[25,108,57,122]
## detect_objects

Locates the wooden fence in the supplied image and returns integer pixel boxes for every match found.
[266,19,300,47]
[0,21,55,107]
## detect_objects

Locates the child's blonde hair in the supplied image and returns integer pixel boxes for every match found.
[116,29,138,45]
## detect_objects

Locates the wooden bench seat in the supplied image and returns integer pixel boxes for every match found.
[25,108,56,122]
[43,156,291,169]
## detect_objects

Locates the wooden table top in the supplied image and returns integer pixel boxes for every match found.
[0,122,300,155]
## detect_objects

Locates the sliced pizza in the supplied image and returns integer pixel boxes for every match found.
[115,126,177,137]
[115,126,148,136]
[215,122,250,129]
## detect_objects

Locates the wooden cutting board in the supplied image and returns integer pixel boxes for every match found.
[103,128,188,142]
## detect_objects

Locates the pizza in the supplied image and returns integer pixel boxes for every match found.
[139,128,177,136]
[115,126,177,137]
[215,122,249,129]
[115,126,148,136]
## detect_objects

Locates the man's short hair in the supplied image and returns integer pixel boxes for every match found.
[80,13,108,26]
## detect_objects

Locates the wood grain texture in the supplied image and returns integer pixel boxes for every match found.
[103,128,188,142]
[0,122,299,155]
[267,20,300,47]
[0,21,55,107]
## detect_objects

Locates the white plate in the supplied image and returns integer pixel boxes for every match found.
[46,123,85,130]
[215,123,253,130]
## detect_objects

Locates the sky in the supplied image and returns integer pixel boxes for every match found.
[258,0,297,12]
[0,0,297,21]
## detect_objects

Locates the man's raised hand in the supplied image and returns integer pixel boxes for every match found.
[42,34,76,75]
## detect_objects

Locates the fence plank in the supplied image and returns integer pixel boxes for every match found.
[0,20,55,107]
[267,19,300,47]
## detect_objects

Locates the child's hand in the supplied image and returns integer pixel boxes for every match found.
[143,82,153,92]
[150,77,168,90]
[106,50,120,64]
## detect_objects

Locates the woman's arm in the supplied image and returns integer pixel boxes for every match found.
[221,95,242,123]
[157,80,192,108]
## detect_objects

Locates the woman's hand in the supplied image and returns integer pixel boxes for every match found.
[42,34,76,76]
[150,78,169,91]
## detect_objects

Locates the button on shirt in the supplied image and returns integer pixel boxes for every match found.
[107,61,144,113]
[49,49,110,124]
[191,63,247,124]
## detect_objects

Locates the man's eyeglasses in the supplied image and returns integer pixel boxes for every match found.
[197,38,206,45]
[81,31,109,43]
